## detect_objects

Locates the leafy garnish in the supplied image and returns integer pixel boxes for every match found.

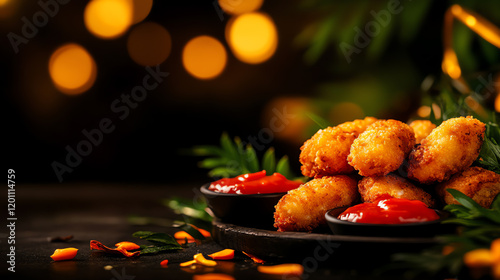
[305,111,330,130]
[385,189,500,278]
[177,223,206,241]
[474,121,500,173]
[132,231,183,254]
[164,196,212,222]
[129,196,212,252]
[387,246,466,279]
[163,196,213,241]
[192,132,304,181]
[444,189,500,224]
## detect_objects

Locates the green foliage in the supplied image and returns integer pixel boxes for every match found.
[192,132,304,181]
[129,195,213,251]
[163,195,213,243]
[386,190,500,278]
[443,189,500,229]
[305,111,330,130]
[295,0,433,65]
[164,196,212,222]
[132,231,183,254]
[475,122,500,173]
[177,223,206,241]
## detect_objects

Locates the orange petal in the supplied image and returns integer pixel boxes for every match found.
[208,249,235,260]
[491,238,500,263]
[90,240,140,258]
[242,251,265,264]
[193,273,235,280]
[194,253,217,267]
[174,231,196,241]
[160,259,169,267]
[442,245,455,256]
[257,263,304,276]
[50,248,78,261]
[180,260,197,267]
[196,227,211,238]
[463,248,493,267]
[174,225,211,242]
[493,261,500,280]
[115,241,140,251]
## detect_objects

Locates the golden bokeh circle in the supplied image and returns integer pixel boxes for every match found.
[182,36,227,80]
[49,43,97,95]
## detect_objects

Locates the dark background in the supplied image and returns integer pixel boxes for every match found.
[3,0,500,185]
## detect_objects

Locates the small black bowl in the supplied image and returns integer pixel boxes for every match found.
[325,206,451,237]
[200,183,286,229]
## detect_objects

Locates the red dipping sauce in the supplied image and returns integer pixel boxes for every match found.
[338,196,439,224]
[208,170,302,194]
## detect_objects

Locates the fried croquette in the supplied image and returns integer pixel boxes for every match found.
[358,174,436,208]
[409,120,436,144]
[299,117,377,178]
[347,119,416,177]
[336,116,379,135]
[273,175,359,232]
[407,116,485,184]
[436,166,500,208]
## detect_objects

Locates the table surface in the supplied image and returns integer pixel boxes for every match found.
[4,183,452,280]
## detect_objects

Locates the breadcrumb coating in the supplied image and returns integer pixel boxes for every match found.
[409,120,436,144]
[299,117,377,178]
[436,166,500,208]
[358,173,436,208]
[407,116,485,184]
[348,119,416,177]
[273,175,359,232]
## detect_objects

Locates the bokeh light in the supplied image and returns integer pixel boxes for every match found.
[0,0,17,19]
[451,4,500,48]
[495,94,500,113]
[417,106,431,118]
[226,12,278,64]
[218,0,263,15]
[465,96,487,118]
[442,49,461,80]
[127,22,172,66]
[431,103,442,119]
[329,102,364,125]
[182,36,227,80]
[130,0,153,24]
[49,43,97,95]
[496,74,500,113]
[84,0,133,39]
[262,97,314,144]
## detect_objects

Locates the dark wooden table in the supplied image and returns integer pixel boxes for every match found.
[3,183,449,280]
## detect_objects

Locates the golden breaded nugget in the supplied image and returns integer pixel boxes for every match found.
[299,117,377,178]
[273,175,359,232]
[336,116,378,135]
[409,120,436,144]
[436,166,500,208]
[407,116,485,184]
[348,119,415,177]
[358,174,436,208]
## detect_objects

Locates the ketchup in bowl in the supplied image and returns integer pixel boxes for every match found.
[208,170,302,194]
[338,195,439,224]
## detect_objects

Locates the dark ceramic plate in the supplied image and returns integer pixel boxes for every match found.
[200,183,286,229]
[325,206,451,237]
[211,220,441,264]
